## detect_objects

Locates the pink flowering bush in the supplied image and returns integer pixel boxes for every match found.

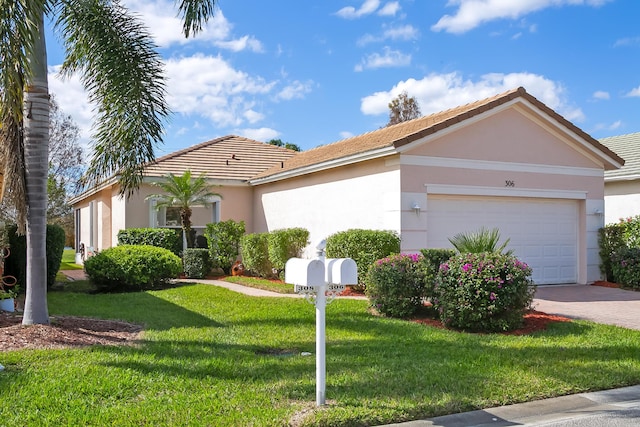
[365,253,427,318]
[611,247,640,290]
[434,252,535,332]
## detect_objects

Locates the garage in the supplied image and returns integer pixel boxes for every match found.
[426,195,579,285]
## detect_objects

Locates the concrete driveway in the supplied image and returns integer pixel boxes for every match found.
[533,284,640,330]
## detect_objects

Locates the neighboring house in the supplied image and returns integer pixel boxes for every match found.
[72,87,623,285]
[599,132,640,225]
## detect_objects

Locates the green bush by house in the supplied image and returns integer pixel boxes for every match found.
[611,247,640,290]
[365,253,427,318]
[326,229,400,290]
[3,223,65,290]
[183,248,212,279]
[117,228,181,255]
[205,220,245,274]
[84,245,182,291]
[240,233,272,278]
[267,228,309,278]
[598,216,640,286]
[434,252,535,332]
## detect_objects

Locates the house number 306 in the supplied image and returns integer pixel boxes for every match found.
[505,180,515,187]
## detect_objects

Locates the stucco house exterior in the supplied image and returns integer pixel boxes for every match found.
[599,132,640,225]
[71,87,623,285]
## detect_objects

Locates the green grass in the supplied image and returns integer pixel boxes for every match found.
[59,248,83,270]
[222,275,295,293]
[2,285,640,426]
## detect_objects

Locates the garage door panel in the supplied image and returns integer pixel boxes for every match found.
[427,196,578,285]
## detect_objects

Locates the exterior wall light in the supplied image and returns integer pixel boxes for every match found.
[412,202,421,215]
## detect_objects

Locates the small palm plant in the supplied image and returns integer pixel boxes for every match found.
[448,227,513,255]
[146,170,221,251]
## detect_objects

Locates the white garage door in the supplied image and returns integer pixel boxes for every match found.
[427,195,578,285]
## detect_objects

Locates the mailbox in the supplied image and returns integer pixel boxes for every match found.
[325,258,358,285]
[285,258,325,287]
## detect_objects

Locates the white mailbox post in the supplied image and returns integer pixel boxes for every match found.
[285,254,357,406]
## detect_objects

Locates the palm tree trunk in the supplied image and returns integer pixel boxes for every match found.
[22,11,50,325]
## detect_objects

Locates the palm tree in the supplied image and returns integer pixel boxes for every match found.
[146,170,222,251]
[0,0,219,325]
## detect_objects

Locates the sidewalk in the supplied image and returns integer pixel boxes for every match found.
[382,385,640,426]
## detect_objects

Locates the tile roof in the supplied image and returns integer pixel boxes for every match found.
[143,135,297,182]
[600,132,639,180]
[252,87,623,181]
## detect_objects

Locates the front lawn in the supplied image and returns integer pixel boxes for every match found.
[1,284,640,426]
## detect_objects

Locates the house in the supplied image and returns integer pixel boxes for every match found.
[599,132,640,225]
[70,136,298,255]
[71,87,623,285]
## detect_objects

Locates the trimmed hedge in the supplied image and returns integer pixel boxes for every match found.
[325,229,400,289]
[205,220,245,274]
[240,233,272,278]
[117,228,181,255]
[84,245,182,292]
[434,252,535,332]
[3,223,66,290]
[267,228,309,278]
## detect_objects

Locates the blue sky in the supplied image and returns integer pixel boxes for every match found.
[45,0,640,156]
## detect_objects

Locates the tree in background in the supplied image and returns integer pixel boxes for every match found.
[386,91,422,126]
[0,96,83,247]
[146,170,222,251]
[267,138,301,152]
[0,0,218,325]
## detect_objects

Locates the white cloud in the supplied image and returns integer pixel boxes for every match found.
[336,0,380,19]
[432,0,613,34]
[358,24,419,46]
[237,127,280,142]
[244,110,265,124]
[339,131,355,140]
[48,66,95,148]
[124,0,263,51]
[378,2,401,16]
[593,91,610,100]
[275,80,314,101]
[355,47,411,71]
[593,120,622,132]
[165,54,277,127]
[626,86,640,97]
[360,71,584,123]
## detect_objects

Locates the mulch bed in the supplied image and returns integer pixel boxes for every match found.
[592,280,620,288]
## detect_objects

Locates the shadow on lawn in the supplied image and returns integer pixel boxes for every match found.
[49,283,224,331]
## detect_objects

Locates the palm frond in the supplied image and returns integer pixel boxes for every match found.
[176,0,218,38]
[55,0,169,197]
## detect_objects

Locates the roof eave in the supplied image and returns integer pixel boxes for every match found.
[249,146,398,185]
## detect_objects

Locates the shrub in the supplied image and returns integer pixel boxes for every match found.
[448,227,512,255]
[326,229,400,290]
[267,228,309,278]
[240,233,273,278]
[365,253,426,318]
[611,247,640,290]
[117,228,181,255]
[84,245,181,292]
[598,224,626,282]
[434,252,535,332]
[205,220,246,274]
[419,248,456,299]
[3,223,66,290]
[183,248,212,279]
